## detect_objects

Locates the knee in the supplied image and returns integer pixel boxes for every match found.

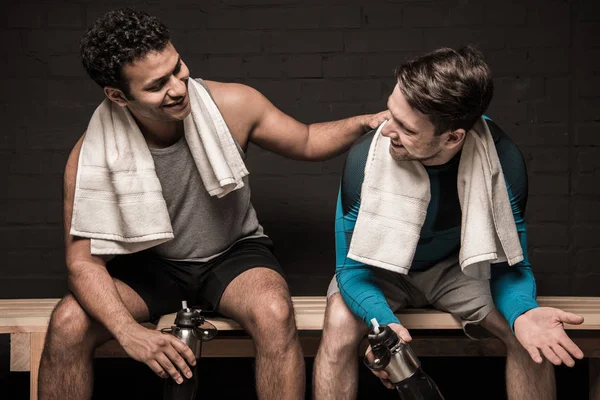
[250,290,296,344]
[47,295,96,349]
[322,294,366,351]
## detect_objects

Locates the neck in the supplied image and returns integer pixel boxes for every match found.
[130,112,184,148]
[421,145,463,167]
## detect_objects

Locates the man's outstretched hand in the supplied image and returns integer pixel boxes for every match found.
[365,322,412,389]
[366,110,391,131]
[514,307,584,367]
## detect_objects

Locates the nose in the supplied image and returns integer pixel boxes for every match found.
[380,122,399,140]
[167,76,187,99]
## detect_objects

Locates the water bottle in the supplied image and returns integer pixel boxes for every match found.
[161,301,217,400]
[364,318,444,400]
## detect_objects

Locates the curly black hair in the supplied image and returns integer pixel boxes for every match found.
[80,8,170,98]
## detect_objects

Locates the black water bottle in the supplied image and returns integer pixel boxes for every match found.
[364,318,444,400]
[161,301,217,400]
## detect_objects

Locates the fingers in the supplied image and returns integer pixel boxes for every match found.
[551,344,575,367]
[380,378,394,389]
[389,323,412,343]
[557,310,584,326]
[169,336,197,366]
[156,353,184,383]
[148,360,168,379]
[524,345,544,364]
[558,334,584,360]
[540,346,562,366]
[163,343,193,380]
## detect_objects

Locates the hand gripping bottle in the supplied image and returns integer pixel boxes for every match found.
[161,301,217,400]
[364,318,444,400]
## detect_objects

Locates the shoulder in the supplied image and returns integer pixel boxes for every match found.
[485,119,528,195]
[345,129,377,170]
[203,80,266,114]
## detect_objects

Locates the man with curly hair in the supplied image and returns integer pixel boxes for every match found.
[38,8,387,400]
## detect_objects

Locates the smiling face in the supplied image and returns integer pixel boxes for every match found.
[106,42,191,125]
[381,83,445,164]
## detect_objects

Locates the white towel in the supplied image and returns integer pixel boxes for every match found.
[70,78,249,255]
[347,117,523,279]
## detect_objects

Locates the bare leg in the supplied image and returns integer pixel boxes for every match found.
[480,309,556,400]
[38,280,150,400]
[313,293,368,400]
[218,267,304,400]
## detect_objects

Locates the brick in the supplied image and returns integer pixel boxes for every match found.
[0,226,63,249]
[573,197,600,222]
[363,4,404,28]
[1,53,49,78]
[323,55,362,78]
[575,48,600,74]
[526,1,570,28]
[321,153,346,175]
[424,28,506,51]
[528,223,569,247]
[3,175,63,201]
[286,55,322,78]
[225,0,300,5]
[245,80,302,107]
[206,9,242,30]
[576,98,600,122]
[49,54,88,78]
[185,31,261,54]
[0,200,63,225]
[345,30,423,53]
[575,125,600,145]
[526,196,569,223]
[0,276,68,298]
[402,5,445,28]
[484,3,527,26]
[575,22,600,48]
[8,150,67,175]
[505,26,570,48]
[572,171,600,195]
[319,6,362,29]
[526,48,570,74]
[485,48,529,76]
[47,4,84,29]
[576,75,600,98]
[572,225,600,249]
[486,100,528,125]
[265,31,343,53]
[493,77,544,103]
[243,7,320,30]
[246,151,323,176]
[445,3,484,27]
[577,0,600,22]
[1,249,66,277]
[363,53,419,77]
[577,148,600,172]
[244,55,286,78]
[531,98,569,124]
[2,4,45,28]
[204,56,241,79]
[571,274,600,296]
[301,80,381,102]
[575,249,600,274]
[22,30,82,55]
[529,249,569,274]
[535,273,571,296]
[525,147,569,173]
[509,125,569,147]
[528,173,569,195]
[0,30,24,55]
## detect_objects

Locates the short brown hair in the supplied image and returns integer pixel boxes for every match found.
[395,45,494,135]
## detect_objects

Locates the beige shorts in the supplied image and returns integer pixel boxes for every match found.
[328,254,495,339]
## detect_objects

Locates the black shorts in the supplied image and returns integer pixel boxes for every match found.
[106,237,283,322]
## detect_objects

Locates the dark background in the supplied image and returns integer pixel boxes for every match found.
[1,0,598,398]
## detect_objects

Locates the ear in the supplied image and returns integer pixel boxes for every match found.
[444,128,466,150]
[104,87,129,107]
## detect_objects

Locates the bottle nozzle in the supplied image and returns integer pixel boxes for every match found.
[182,301,188,310]
[371,318,380,334]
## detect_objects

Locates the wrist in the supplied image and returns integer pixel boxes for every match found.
[113,319,142,342]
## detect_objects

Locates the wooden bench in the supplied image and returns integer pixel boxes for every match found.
[2,296,599,400]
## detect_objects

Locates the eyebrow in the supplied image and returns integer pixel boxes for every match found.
[386,97,419,134]
[144,56,182,89]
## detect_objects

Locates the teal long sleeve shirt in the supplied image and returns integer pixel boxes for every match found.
[335,119,539,330]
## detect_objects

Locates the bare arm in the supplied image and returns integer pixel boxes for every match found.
[63,135,195,382]
[205,81,388,161]
[63,135,138,339]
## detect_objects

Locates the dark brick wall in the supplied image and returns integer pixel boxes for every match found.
[1,0,599,398]
[2,0,599,299]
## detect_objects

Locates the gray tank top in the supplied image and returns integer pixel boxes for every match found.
[147,84,266,261]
